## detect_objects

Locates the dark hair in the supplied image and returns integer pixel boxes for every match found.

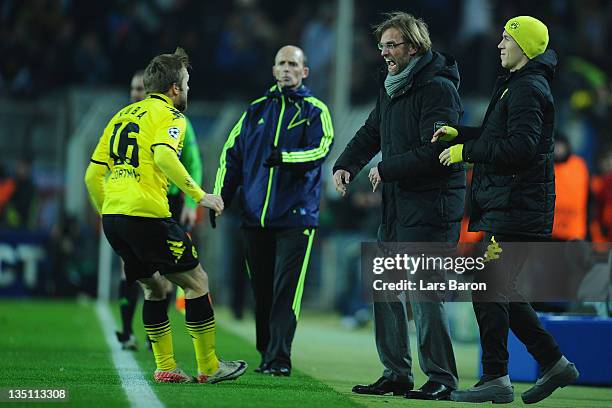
[373,12,431,55]
[143,47,190,94]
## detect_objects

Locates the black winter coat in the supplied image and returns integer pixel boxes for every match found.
[457,50,558,237]
[334,50,465,242]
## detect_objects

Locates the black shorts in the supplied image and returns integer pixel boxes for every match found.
[102,215,199,283]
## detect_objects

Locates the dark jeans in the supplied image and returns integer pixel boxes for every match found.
[473,233,562,376]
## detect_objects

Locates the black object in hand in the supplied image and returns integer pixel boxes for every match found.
[264,147,282,168]
[209,209,216,229]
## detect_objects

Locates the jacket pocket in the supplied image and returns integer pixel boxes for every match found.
[519,182,548,213]
[475,172,517,211]
[395,187,443,227]
[476,185,511,211]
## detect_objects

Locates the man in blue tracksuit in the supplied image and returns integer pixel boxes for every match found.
[213,45,333,376]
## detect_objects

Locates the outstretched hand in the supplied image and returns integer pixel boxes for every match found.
[332,169,351,197]
[368,166,381,192]
[431,125,458,143]
[199,193,224,216]
[180,206,197,230]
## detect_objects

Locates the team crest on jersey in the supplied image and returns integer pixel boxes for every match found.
[168,127,180,139]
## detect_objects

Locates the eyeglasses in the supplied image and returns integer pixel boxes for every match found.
[377,41,408,51]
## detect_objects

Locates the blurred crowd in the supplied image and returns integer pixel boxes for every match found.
[1,0,334,99]
[2,0,611,103]
[2,0,611,162]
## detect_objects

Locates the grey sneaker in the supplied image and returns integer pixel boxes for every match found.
[198,359,248,384]
[451,375,514,404]
[522,356,579,404]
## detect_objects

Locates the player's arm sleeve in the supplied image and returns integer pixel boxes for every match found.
[84,161,108,214]
[279,98,333,171]
[181,118,203,209]
[154,144,205,204]
[378,80,461,181]
[85,124,113,214]
[332,98,381,178]
[454,125,482,143]
[463,86,543,165]
[213,111,246,207]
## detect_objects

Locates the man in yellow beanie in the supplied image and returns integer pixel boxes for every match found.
[432,16,580,404]
[503,16,549,60]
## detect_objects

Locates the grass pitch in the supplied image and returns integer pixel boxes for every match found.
[0,300,610,407]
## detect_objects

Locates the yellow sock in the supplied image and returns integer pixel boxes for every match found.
[185,316,219,374]
[144,320,176,371]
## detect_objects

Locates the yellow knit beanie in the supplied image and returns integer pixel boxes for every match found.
[504,16,549,59]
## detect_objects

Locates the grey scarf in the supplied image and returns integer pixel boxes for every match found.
[384,56,421,98]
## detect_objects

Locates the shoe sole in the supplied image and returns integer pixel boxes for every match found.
[406,393,451,401]
[154,378,195,383]
[521,364,579,404]
[154,374,196,383]
[205,361,248,384]
[351,389,408,396]
[451,389,514,404]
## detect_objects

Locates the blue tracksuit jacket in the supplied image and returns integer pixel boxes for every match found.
[214,84,333,228]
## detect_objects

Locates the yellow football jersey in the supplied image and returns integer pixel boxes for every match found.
[91,93,186,218]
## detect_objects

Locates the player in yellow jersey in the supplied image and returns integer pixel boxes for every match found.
[84,48,247,384]
[115,70,199,352]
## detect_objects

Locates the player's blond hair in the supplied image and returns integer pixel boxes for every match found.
[373,12,431,55]
[143,47,190,94]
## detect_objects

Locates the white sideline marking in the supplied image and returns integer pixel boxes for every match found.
[96,301,164,408]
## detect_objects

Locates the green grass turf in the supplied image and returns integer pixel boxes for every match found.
[2,300,612,407]
[0,300,358,408]
[0,300,128,408]
[127,307,358,408]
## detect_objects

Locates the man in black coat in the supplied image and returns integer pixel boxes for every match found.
[434,16,579,404]
[333,12,465,401]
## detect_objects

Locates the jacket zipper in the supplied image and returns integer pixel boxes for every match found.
[260,94,285,227]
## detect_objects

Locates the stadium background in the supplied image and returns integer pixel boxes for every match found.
[1,0,612,407]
